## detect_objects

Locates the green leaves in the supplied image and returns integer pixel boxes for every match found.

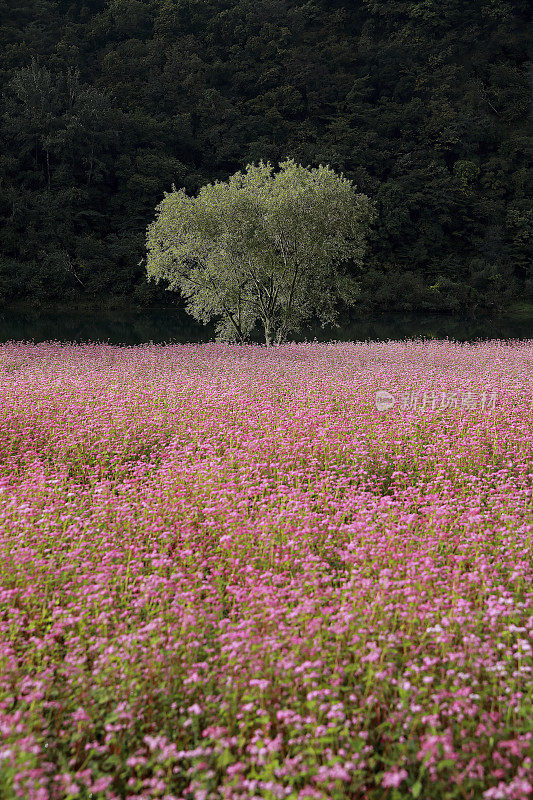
[146,159,375,344]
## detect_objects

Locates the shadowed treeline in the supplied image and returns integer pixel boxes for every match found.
[1,307,532,345]
[0,1,531,313]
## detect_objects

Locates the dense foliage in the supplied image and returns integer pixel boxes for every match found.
[146,160,375,343]
[1,340,532,798]
[1,1,531,313]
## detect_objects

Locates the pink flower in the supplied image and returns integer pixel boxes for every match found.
[71,707,90,723]
[91,776,113,792]
[381,767,408,788]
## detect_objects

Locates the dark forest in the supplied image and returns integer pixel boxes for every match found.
[1,0,531,313]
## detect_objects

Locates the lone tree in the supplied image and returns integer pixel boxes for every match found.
[145,159,375,345]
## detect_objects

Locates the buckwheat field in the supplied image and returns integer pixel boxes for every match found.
[0,340,531,800]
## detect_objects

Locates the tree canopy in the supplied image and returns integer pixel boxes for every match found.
[0,1,531,314]
[146,160,375,343]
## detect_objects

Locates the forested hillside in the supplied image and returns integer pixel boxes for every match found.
[1,0,531,313]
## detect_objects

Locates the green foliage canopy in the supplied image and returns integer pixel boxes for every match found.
[146,160,375,343]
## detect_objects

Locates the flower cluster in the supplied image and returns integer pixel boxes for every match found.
[0,339,531,799]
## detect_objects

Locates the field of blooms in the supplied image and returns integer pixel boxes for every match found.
[0,339,532,800]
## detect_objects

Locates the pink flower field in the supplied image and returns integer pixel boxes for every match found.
[0,339,531,800]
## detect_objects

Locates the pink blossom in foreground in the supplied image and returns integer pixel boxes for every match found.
[381,767,408,788]
[0,339,531,799]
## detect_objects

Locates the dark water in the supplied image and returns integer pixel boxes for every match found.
[1,305,532,345]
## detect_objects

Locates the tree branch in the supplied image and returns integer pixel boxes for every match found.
[245,257,269,319]
[208,275,245,341]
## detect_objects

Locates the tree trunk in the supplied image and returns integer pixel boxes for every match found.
[275,326,285,346]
